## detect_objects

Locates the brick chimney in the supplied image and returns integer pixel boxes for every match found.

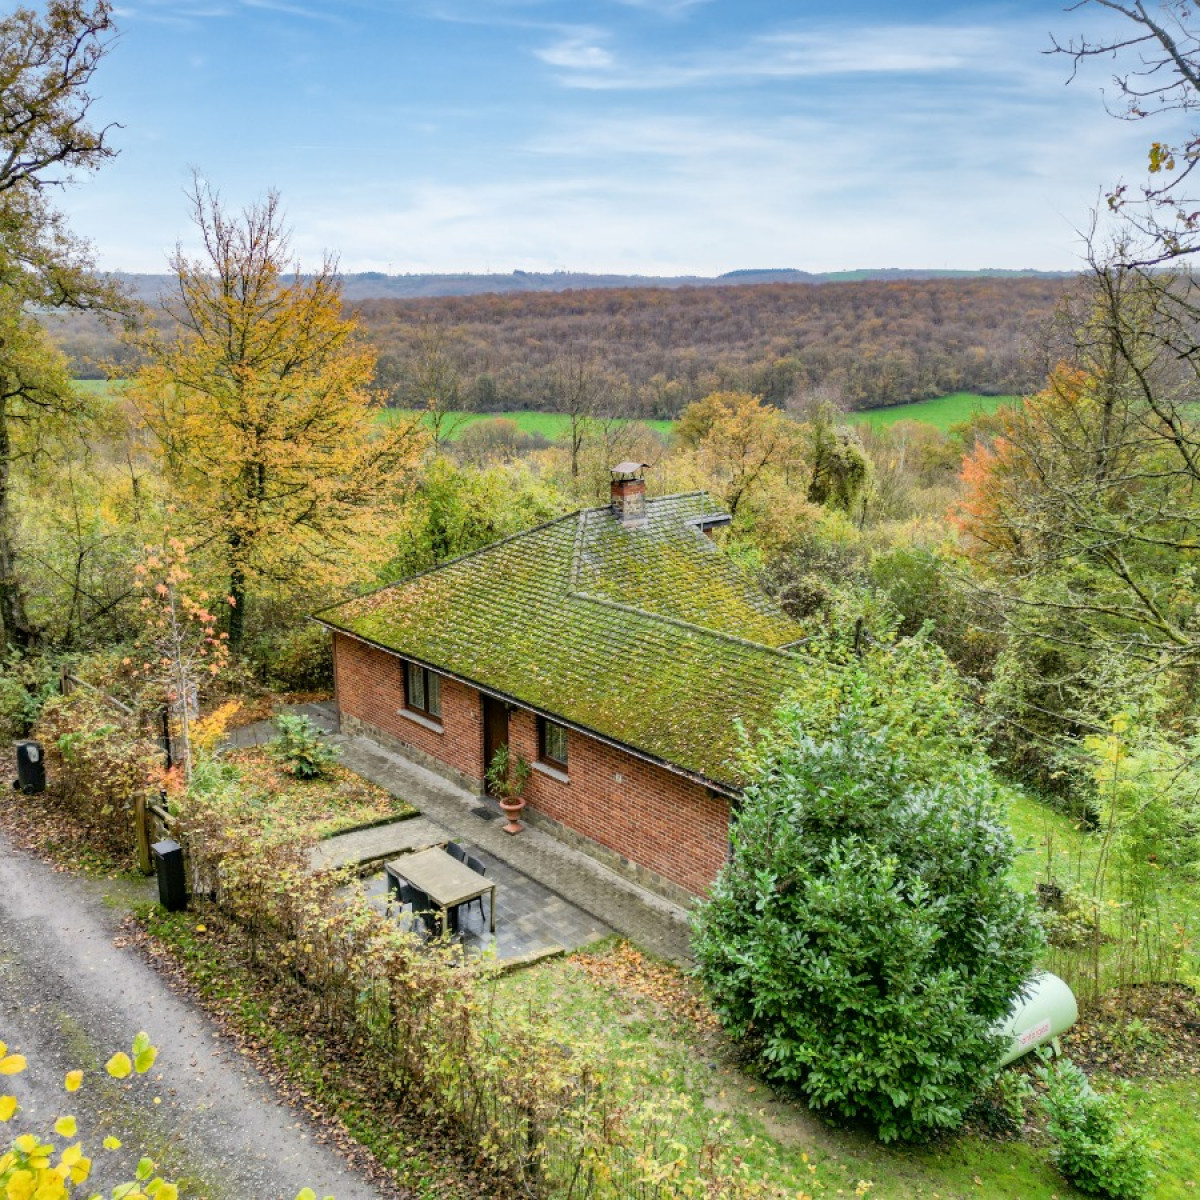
[610,462,649,528]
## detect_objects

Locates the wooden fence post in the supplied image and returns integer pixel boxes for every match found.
[135,793,152,875]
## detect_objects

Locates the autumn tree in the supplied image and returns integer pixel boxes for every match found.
[393,322,470,454]
[133,535,230,781]
[0,0,123,647]
[131,183,425,654]
[675,391,802,516]
[954,265,1200,770]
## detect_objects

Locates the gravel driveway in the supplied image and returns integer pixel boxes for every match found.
[0,831,385,1200]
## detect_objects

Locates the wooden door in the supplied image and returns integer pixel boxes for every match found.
[482,696,509,795]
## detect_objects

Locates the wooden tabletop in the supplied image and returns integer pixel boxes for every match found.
[386,846,493,909]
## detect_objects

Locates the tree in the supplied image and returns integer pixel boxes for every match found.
[131,183,425,654]
[1053,0,1200,265]
[805,402,873,515]
[955,267,1200,677]
[133,535,231,782]
[692,642,1043,1143]
[393,322,469,454]
[675,391,801,516]
[0,0,122,648]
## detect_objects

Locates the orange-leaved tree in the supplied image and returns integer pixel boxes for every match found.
[130,182,425,654]
[132,534,231,782]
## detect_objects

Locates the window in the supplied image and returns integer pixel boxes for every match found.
[539,717,568,768]
[405,661,442,720]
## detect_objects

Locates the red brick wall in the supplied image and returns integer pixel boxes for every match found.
[332,633,731,896]
[333,634,484,784]
[510,711,729,897]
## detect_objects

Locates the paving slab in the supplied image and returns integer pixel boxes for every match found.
[310,815,449,871]
[358,846,611,962]
[234,702,694,966]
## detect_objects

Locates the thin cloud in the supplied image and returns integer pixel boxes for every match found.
[541,21,1024,90]
[535,33,614,70]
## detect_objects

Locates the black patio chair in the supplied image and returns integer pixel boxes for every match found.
[396,881,438,938]
[464,854,488,921]
[445,841,467,863]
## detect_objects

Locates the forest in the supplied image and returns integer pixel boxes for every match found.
[43,272,1066,415]
[1,2,1199,1199]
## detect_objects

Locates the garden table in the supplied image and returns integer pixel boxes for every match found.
[385,846,496,934]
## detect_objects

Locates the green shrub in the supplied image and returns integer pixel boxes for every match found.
[0,650,59,740]
[1037,1056,1154,1199]
[970,1068,1032,1136]
[32,692,161,867]
[269,712,340,779]
[691,660,1044,1143]
[258,623,334,691]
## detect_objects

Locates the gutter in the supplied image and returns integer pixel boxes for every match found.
[310,617,742,800]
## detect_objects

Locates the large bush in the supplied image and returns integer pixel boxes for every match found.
[692,654,1044,1143]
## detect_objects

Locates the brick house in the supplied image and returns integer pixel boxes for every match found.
[314,465,810,903]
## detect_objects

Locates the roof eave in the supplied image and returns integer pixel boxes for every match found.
[311,616,743,798]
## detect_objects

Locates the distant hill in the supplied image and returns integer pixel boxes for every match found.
[48,271,1072,414]
[104,267,1072,303]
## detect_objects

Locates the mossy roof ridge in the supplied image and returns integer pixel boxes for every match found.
[317,494,808,787]
[572,494,804,647]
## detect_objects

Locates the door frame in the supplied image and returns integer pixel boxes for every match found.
[481,694,509,796]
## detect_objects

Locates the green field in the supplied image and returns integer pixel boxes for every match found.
[78,379,1016,438]
[384,408,677,439]
[849,391,1019,432]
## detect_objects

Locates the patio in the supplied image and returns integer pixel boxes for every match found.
[359,840,612,962]
[233,700,693,965]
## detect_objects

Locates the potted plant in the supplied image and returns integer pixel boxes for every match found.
[486,744,531,835]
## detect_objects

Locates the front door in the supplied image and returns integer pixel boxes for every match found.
[482,695,509,796]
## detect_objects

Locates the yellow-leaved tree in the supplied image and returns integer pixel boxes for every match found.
[130,182,425,654]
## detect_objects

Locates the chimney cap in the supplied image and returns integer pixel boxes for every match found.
[610,461,649,479]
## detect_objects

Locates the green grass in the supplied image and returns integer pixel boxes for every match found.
[849,392,1019,432]
[72,378,122,398]
[80,379,1013,437]
[381,407,676,440]
[495,948,1067,1199]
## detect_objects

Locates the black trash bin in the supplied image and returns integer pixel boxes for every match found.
[14,741,45,795]
[151,838,187,912]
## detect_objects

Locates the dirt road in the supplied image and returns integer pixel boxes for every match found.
[0,832,385,1200]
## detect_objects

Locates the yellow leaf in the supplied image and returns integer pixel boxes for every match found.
[0,1095,15,1121]
[106,1052,132,1080]
[102,1137,122,1151]
[0,1054,27,1075]
[64,1070,83,1093]
[54,1115,77,1138]
[134,1047,158,1074]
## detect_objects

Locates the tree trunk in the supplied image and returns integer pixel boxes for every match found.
[226,531,247,657]
[0,395,35,649]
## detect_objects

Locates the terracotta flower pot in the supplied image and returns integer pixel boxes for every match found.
[498,797,526,835]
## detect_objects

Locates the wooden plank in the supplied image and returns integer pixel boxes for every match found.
[135,793,152,875]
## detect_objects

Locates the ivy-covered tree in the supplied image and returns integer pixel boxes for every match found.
[0,0,123,648]
[692,644,1044,1143]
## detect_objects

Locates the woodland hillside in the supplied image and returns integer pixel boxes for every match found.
[42,273,1068,415]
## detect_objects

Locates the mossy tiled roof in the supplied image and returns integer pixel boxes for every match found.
[316,492,809,789]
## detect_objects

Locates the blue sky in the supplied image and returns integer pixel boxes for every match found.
[52,0,1173,274]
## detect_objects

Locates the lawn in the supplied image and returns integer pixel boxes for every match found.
[848,392,1019,432]
[494,930,1198,1199]
[220,746,417,841]
[497,942,1066,1199]
[80,378,1013,438]
[380,407,677,440]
